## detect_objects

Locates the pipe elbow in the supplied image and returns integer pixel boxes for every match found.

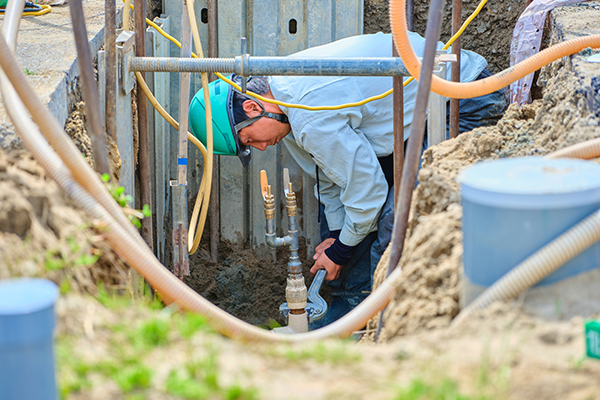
[266,233,285,248]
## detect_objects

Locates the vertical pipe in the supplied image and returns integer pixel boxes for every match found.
[105,0,117,141]
[377,0,446,342]
[178,3,192,185]
[69,0,110,176]
[449,0,462,139]
[208,0,220,262]
[172,0,193,278]
[387,0,445,277]
[134,0,154,251]
[376,41,405,340]
[406,0,414,31]
[392,44,404,207]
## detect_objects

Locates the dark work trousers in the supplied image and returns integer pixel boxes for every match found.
[309,69,507,330]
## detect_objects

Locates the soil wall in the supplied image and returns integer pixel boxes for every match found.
[368,50,600,341]
[364,0,529,73]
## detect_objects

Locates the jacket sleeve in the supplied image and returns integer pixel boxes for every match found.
[294,109,389,247]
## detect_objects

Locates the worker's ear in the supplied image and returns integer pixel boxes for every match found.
[242,99,262,117]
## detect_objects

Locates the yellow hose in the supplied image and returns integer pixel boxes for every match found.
[389,0,600,98]
[7,0,600,343]
[123,0,131,31]
[186,0,213,255]
[135,72,207,158]
[22,4,51,17]
[140,0,488,111]
[134,72,211,251]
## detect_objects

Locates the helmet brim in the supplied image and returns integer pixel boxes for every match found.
[225,78,252,167]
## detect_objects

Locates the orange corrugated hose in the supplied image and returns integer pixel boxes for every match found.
[546,138,600,160]
[389,0,600,99]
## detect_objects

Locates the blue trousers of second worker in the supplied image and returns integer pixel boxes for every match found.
[310,69,507,329]
[309,205,378,330]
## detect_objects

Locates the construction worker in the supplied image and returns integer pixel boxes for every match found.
[189,32,506,328]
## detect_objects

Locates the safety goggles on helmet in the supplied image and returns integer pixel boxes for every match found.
[188,75,289,167]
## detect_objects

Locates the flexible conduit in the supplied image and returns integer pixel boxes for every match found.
[0,7,400,342]
[4,0,599,340]
[389,0,600,98]
[452,208,600,327]
[546,138,600,160]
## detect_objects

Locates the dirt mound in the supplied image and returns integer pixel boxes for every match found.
[0,147,129,294]
[364,0,528,73]
[64,82,122,182]
[367,58,600,342]
[184,239,330,326]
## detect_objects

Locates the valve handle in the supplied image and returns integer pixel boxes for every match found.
[260,170,269,200]
[283,168,290,196]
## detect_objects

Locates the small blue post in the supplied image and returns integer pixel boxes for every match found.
[0,279,59,400]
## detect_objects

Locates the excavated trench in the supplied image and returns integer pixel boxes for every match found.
[2,1,599,339]
[176,0,537,327]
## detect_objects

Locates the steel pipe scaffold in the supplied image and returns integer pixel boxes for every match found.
[129,56,411,77]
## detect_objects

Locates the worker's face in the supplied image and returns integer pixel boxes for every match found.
[237,100,290,151]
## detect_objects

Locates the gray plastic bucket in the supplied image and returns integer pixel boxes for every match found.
[458,157,600,295]
[0,279,59,400]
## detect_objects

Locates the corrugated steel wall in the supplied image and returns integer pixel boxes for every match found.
[160,0,363,260]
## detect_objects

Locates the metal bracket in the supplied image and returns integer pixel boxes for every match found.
[280,269,328,323]
[117,30,136,94]
[437,53,458,64]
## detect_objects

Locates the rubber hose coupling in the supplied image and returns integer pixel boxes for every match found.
[286,190,297,216]
[264,190,275,220]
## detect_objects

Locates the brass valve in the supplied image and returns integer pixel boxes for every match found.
[261,170,275,219]
[286,182,297,216]
[283,168,297,217]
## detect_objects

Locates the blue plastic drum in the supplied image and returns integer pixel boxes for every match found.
[458,157,600,295]
[0,279,59,400]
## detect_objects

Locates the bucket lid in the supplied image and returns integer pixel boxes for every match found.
[0,279,59,316]
[457,157,600,209]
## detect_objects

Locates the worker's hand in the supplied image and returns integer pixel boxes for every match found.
[311,251,343,281]
[313,238,336,260]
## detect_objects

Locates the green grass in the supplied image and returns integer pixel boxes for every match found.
[55,339,93,398]
[43,233,100,272]
[393,378,489,400]
[96,283,133,309]
[175,312,212,338]
[54,284,258,400]
[165,357,258,400]
[276,341,361,365]
[113,363,153,392]
[165,369,212,400]
[132,317,170,349]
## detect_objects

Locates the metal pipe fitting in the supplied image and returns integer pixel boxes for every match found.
[130,56,410,77]
[286,275,308,310]
[265,218,293,248]
[261,169,309,321]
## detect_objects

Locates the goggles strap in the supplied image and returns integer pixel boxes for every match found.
[233,99,289,132]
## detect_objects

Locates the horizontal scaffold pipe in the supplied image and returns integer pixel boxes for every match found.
[129,56,411,76]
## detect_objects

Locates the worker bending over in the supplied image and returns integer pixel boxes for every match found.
[189,32,506,328]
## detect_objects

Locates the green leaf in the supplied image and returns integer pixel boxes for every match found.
[74,254,100,267]
[142,204,152,217]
